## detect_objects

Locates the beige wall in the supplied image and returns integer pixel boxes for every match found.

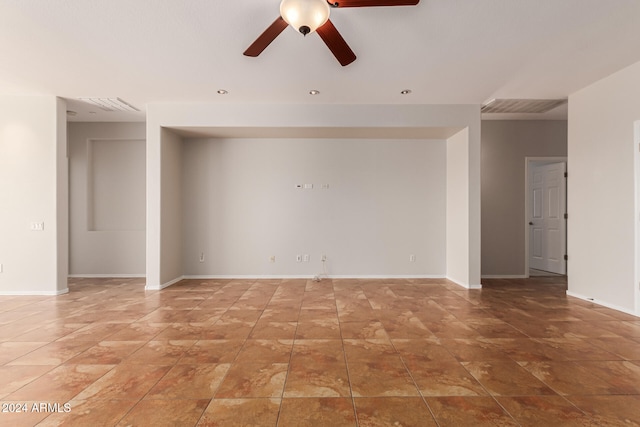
[68,122,146,276]
[147,103,481,289]
[159,128,183,286]
[568,60,640,314]
[447,128,473,286]
[481,120,567,277]
[181,137,447,277]
[0,96,68,294]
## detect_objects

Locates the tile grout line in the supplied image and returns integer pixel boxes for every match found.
[187,283,239,426]
[334,279,361,427]
[115,325,201,425]
[275,279,305,427]
[388,335,441,427]
[146,280,251,427]
[5,276,640,425]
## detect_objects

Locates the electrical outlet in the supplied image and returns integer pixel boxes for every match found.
[199,252,205,262]
[269,255,276,263]
[409,254,416,262]
[321,254,327,262]
[296,255,302,263]
[303,254,310,262]
[0,264,3,273]
[30,222,44,231]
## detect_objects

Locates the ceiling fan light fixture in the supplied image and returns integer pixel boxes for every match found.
[280,0,330,36]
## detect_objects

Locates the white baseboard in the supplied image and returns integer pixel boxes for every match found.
[566,291,639,318]
[481,274,528,279]
[329,275,446,279]
[446,276,482,290]
[68,274,146,278]
[183,275,314,280]
[145,275,184,291]
[132,274,474,291]
[0,288,69,296]
[182,274,446,280]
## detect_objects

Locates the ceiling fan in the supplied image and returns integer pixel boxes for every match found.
[244,0,420,66]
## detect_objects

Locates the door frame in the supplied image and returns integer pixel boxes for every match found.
[524,157,568,278]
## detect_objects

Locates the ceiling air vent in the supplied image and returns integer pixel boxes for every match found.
[78,97,139,112]
[481,99,566,114]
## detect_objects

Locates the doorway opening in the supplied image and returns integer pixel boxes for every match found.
[524,157,568,278]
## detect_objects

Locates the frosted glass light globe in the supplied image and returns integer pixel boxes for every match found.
[280,0,330,35]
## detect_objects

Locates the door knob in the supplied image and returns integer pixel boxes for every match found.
[529,222,533,225]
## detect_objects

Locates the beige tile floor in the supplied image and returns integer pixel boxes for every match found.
[0,276,639,426]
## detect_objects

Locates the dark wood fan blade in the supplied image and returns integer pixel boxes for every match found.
[329,0,419,7]
[243,16,288,57]
[316,19,356,66]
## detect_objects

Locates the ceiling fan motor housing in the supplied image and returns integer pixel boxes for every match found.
[299,25,311,35]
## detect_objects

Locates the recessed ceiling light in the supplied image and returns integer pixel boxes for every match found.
[217,90,228,95]
[400,89,412,95]
[309,90,320,95]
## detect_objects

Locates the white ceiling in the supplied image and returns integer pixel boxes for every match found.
[1,0,639,122]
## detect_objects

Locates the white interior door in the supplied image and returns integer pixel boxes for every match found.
[529,162,567,274]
